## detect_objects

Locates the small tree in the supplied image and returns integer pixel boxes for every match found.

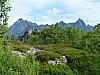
[0,0,11,49]
[0,0,11,38]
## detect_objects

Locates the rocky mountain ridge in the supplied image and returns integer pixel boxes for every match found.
[7,18,93,38]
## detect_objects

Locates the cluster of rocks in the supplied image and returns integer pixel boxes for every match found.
[48,56,67,65]
[12,51,26,57]
[12,47,67,65]
[12,47,44,57]
[26,47,44,54]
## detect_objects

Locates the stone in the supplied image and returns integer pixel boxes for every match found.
[48,59,61,65]
[61,56,67,64]
[12,51,26,57]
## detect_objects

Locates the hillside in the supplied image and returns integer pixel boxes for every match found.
[1,0,100,75]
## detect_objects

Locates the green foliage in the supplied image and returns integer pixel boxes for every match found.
[0,0,11,51]
[12,45,30,53]
[27,23,84,46]
[35,51,61,62]
[0,25,8,38]
[32,29,39,35]
[94,23,100,29]
[39,64,73,75]
[65,26,82,45]
[68,54,100,75]
[0,0,11,38]
[26,34,40,45]
[0,49,39,75]
[76,30,100,53]
[0,0,11,25]
[34,44,100,75]
[34,44,88,60]
[7,35,22,44]
[39,23,66,44]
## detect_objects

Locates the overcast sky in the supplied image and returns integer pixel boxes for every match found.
[8,0,100,26]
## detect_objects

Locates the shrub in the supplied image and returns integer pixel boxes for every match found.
[0,49,39,75]
[34,43,72,51]
[35,51,61,62]
[12,45,30,53]
[39,64,73,75]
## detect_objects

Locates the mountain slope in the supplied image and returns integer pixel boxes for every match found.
[7,18,38,38]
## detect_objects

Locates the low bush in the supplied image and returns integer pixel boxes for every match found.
[35,51,61,62]
[34,44,100,75]
[0,49,39,75]
[34,43,72,51]
[12,45,30,53]
[34,44,88,59]
[39,64,73,75]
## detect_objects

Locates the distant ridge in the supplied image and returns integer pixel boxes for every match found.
[59,18,93,31]
[7,18,93,38]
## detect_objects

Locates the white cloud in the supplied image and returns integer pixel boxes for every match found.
[42,16,48,19]
[61,0,100,25]
[47,8,62,15]
[8,0,34,26]
[8,0,100,26]
[29,0,54,7]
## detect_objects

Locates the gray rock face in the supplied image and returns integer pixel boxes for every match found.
[7,18,38,38]
[59,18,93,31]
[59,21,68,28]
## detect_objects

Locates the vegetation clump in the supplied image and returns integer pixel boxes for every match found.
[12,45,30,53]
[35,51,61,62]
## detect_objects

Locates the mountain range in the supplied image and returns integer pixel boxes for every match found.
[7,18,93,38]
[59,18,93,30]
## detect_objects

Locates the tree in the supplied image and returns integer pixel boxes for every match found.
[65,26,82,45]
[39,23,65,44]
[0,0,11,25]
[0,0,11,38]
[94,23,100,29]
[0,0,11,48]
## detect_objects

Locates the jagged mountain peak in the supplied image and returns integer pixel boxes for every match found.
[74,18,86,28]
[18,18,24,21]
[59,18,93,31]
[59,21,67,28]
[59,21,65,23]
[76,18,85,23]
[7,18,38,38]
[78,18,83,21]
